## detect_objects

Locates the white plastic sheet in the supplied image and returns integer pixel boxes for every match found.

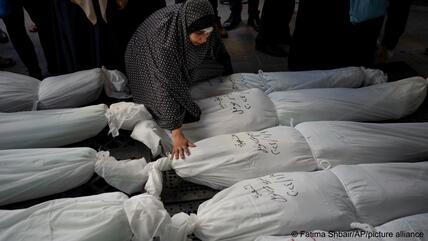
[376,213,428,241]
[99,126,316,193]
[262,66,387,94]
[0,148,145,204]
[102,67,132,99]
[0,71,39,112]
[256,213,428,241]
[105,102,152,137]
[131,88,279,154]
[0,148,96,205]
[295,121,428,169]
[109,121,428,194]
[191,73,268,99]
[175,126,316,189]
[94,151,148,194]
[125,162,428,241]
[0,68,130,112]
[131,89,278,155]
[332,162,428,226]
[269,77,427,126]
[125,170,358,241]
[184,88,279,141]
[0,104,108,149]
[37,68,105,109]
[0,192,132,241]
[190,67,387,99]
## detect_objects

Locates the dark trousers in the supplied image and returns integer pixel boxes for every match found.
[381,0,413,50]
[176,0,219,17]
[2,0,49,78]
[228,0,259,19]
[108,0,166,72]
[347,16,384,66]
[257,0,295,45]
[288,0,349,70]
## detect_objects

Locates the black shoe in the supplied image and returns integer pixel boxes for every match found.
[0,29,9,44]
[256,42,288,57]
[247,15,260,32]
[425,48,428,56]
[223,15,241,30]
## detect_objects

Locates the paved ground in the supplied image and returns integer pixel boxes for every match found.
[1,1,427,77]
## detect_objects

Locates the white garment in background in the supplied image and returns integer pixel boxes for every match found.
[295,121,428,169]
[0,192,132,241]
[269,77,427,126]
[0,104,107,149]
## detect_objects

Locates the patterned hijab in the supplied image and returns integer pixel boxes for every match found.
[125,0,217,129]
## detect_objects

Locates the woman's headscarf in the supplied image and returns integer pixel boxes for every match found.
[125,0,217,130]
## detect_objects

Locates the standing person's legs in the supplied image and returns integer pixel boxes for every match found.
[2,1,42,78]
[288,0,349,70]
[223,0,242,30]
[22,0,59,75]
[381,0,413,51]
[255,0,295,56]
[247,0,260,31]
[375,0,413,63]
[208,0,228,38]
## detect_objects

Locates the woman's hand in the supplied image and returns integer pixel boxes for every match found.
[171,128,196,160]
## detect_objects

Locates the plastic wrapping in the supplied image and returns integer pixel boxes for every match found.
[332,162,428,225]
[132,88,279,154]
[0,68,130,112]
[295,121,428,169]
[269,77,427,126]
[37,68,105,109]
[124,162,428,241]
[105,102,152,137]
[0,104,108,149]
[190,67,387,99]
[0,192,132,241]
[256,213,428,241]
[0,148,96,205]
[0,71,39,112]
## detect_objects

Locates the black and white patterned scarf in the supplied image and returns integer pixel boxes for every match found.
[125,0,217,130]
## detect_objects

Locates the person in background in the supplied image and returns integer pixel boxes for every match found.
[125,0,232,160]
[223,0,260,31]
[47,0,164,74]
[1,0,51,79]
[255,0,295,57]
[375,0,414,63]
